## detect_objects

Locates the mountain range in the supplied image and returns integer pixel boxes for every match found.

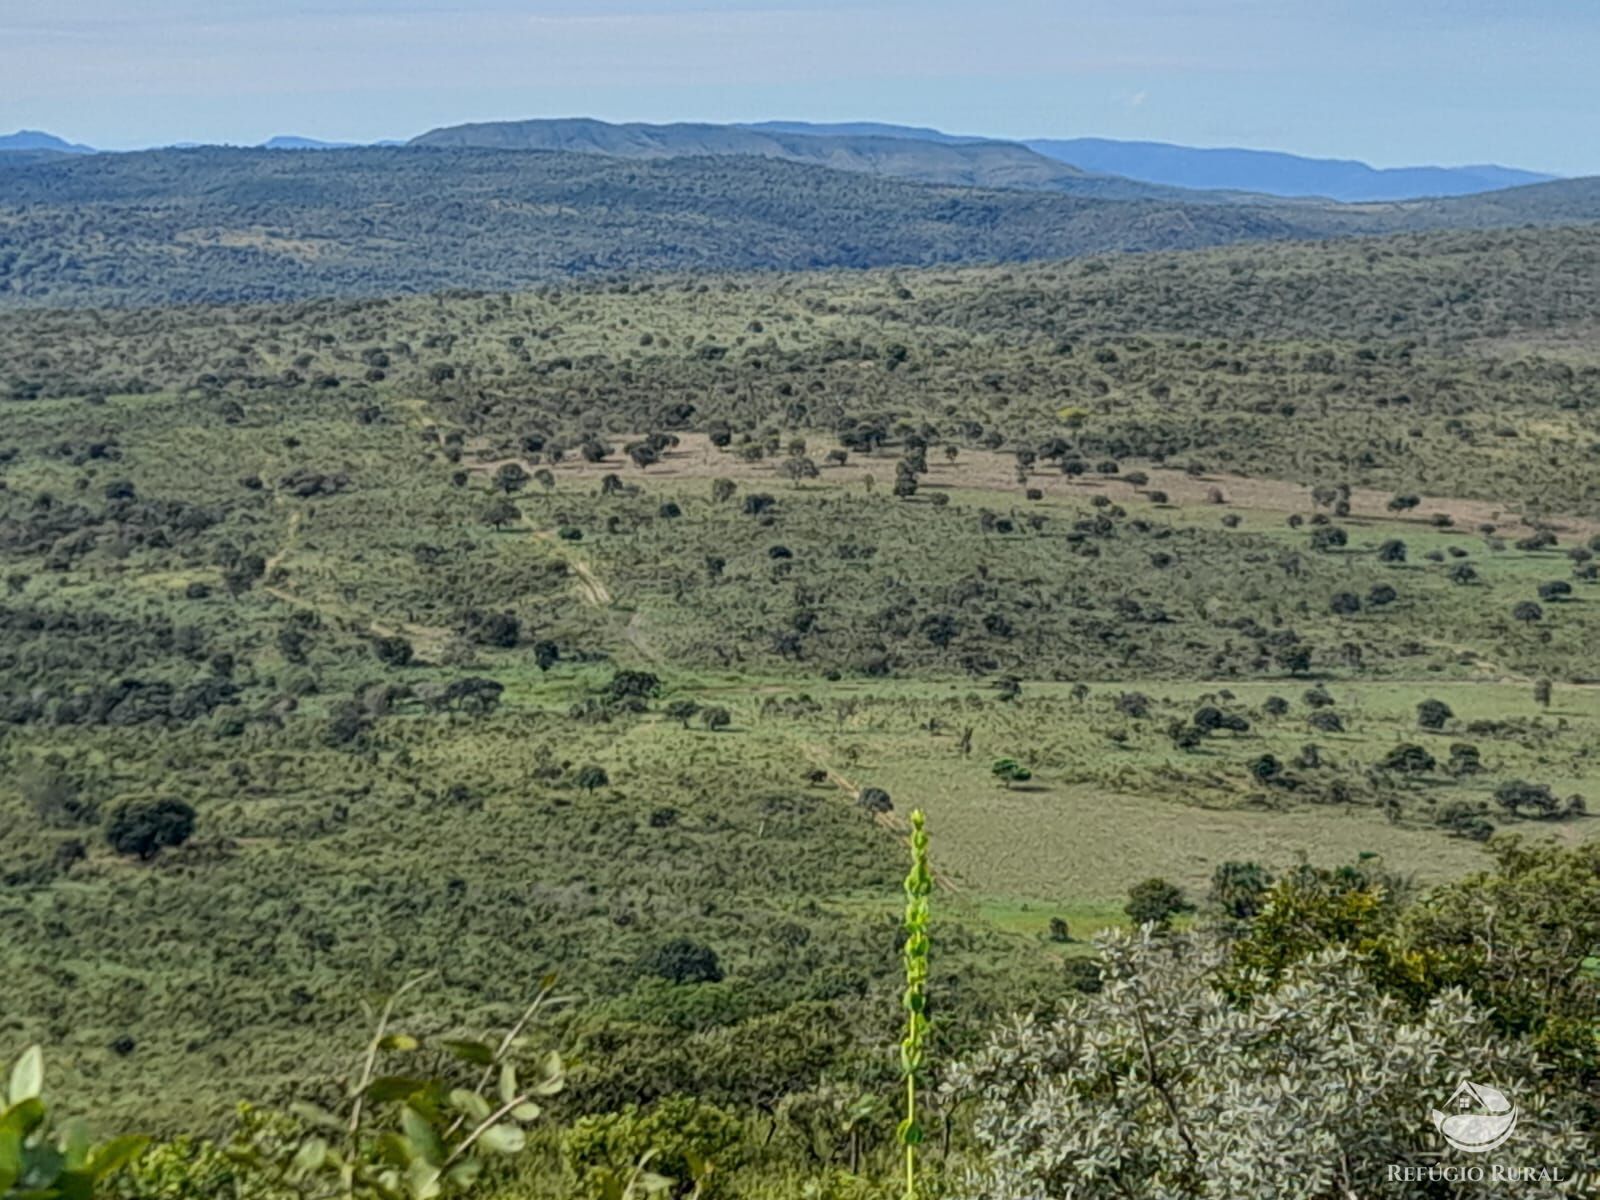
[407,118,1189,201]
[1,119,1565,202]
[0,129,96,155]
[1,141,1597,310]
[1022,137,1554,202]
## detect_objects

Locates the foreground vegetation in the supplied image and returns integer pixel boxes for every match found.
[3,224,1599,1195]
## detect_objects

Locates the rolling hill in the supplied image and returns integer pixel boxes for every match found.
[5,118,1562,203]
[720,120,1557,201]
[408,117,1189,200]
[1025,137,1557,201]
[0,129,96,155]
[0,144,1596,309]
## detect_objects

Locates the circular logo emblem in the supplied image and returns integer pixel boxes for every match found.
[1431,1081,1518,1154]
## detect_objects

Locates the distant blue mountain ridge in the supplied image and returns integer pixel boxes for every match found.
[0,130,96,155]
[1021,137,1555,202]
[741,123,1560,201]
[1,121,1564,202]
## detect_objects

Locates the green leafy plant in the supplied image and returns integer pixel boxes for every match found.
[224,973,566,1200]
[989,759,1032,789]
[563,1095,742,1199]
[897,810,931,1200]
[1,1045,147,1199]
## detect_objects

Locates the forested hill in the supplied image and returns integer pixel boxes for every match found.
[409,117,1190,200]
[0,145,1598,309]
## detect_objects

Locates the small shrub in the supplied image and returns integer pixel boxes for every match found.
[563,1095,742,1199]
[104,796,196,859]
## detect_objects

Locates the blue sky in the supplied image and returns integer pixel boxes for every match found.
[2,0,1594,174]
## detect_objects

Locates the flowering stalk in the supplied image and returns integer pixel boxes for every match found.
[898,810,931,1200]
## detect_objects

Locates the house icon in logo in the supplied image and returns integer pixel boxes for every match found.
[1431,1081,1518,1153]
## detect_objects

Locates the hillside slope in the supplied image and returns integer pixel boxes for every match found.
[0,146,1351,308]
[410,117,1184,200]
[0,129,96,155]
[0,146,1596,309]
[698,120,1558,201]
[1027,136,1556,201]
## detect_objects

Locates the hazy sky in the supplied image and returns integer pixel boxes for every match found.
[2,0,1593,174]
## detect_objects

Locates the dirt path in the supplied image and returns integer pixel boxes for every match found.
[524,517,669,664]
[262,508,303,578]
[569,559,613,607]
[801,742,964,894]
[260,505,450,655]
[623,609,663,665]
[525,520,615,608]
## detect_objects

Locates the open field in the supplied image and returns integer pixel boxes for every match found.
[3,230,1599,1159]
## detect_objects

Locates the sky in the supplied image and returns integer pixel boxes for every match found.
[1,0,1595,174]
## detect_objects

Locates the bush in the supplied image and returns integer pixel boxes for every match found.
[990,758,1032,787]
[1437,801,1495,841]
[856,787,893,814]
[1416,698,1453,730]
[605,670,662,701]
[563,1095,742,1199]
[0,1045,147,1196]
[104,796,196,859]
[574,764,610,791]
[1494,779,1560,819]
[1209,861,1275,920]
[948,931,1591,1200]
[1124,878,1192,928]
[1062,957,1103,994]
[1379,743,1436,774]
[638,938,724,985]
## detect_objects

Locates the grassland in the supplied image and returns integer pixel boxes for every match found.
[2,228,1598,1147]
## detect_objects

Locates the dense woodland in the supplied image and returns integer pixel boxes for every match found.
[3,145,1600,308]
[2,214,1600,1197]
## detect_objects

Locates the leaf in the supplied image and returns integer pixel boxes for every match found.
[497,1062,517,1105]
[404,1158,442,1200]
[376,1131,412,1168]
[0,1125,21,1192]
[510,1102,542,1123]
[476,1123,525,1155]
[533,1050,565,1095]
[21,1142,65,1189]
[0,1098,46,1138]
[86,1135,147,1180]
[440,1040,493,1066]
[400,1106,443,1166]
[364,1076,429,1103]
[897,1118,925,1146]
[291,1137,329,1176]
[59,1117,91,1170]
[288,1101,346,1133]
[378,1033,420,1053]
[444,1157,483,1190]
[53,1167,96,1200]
[8,1046,43,1105]
[447,1089,491,1122]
